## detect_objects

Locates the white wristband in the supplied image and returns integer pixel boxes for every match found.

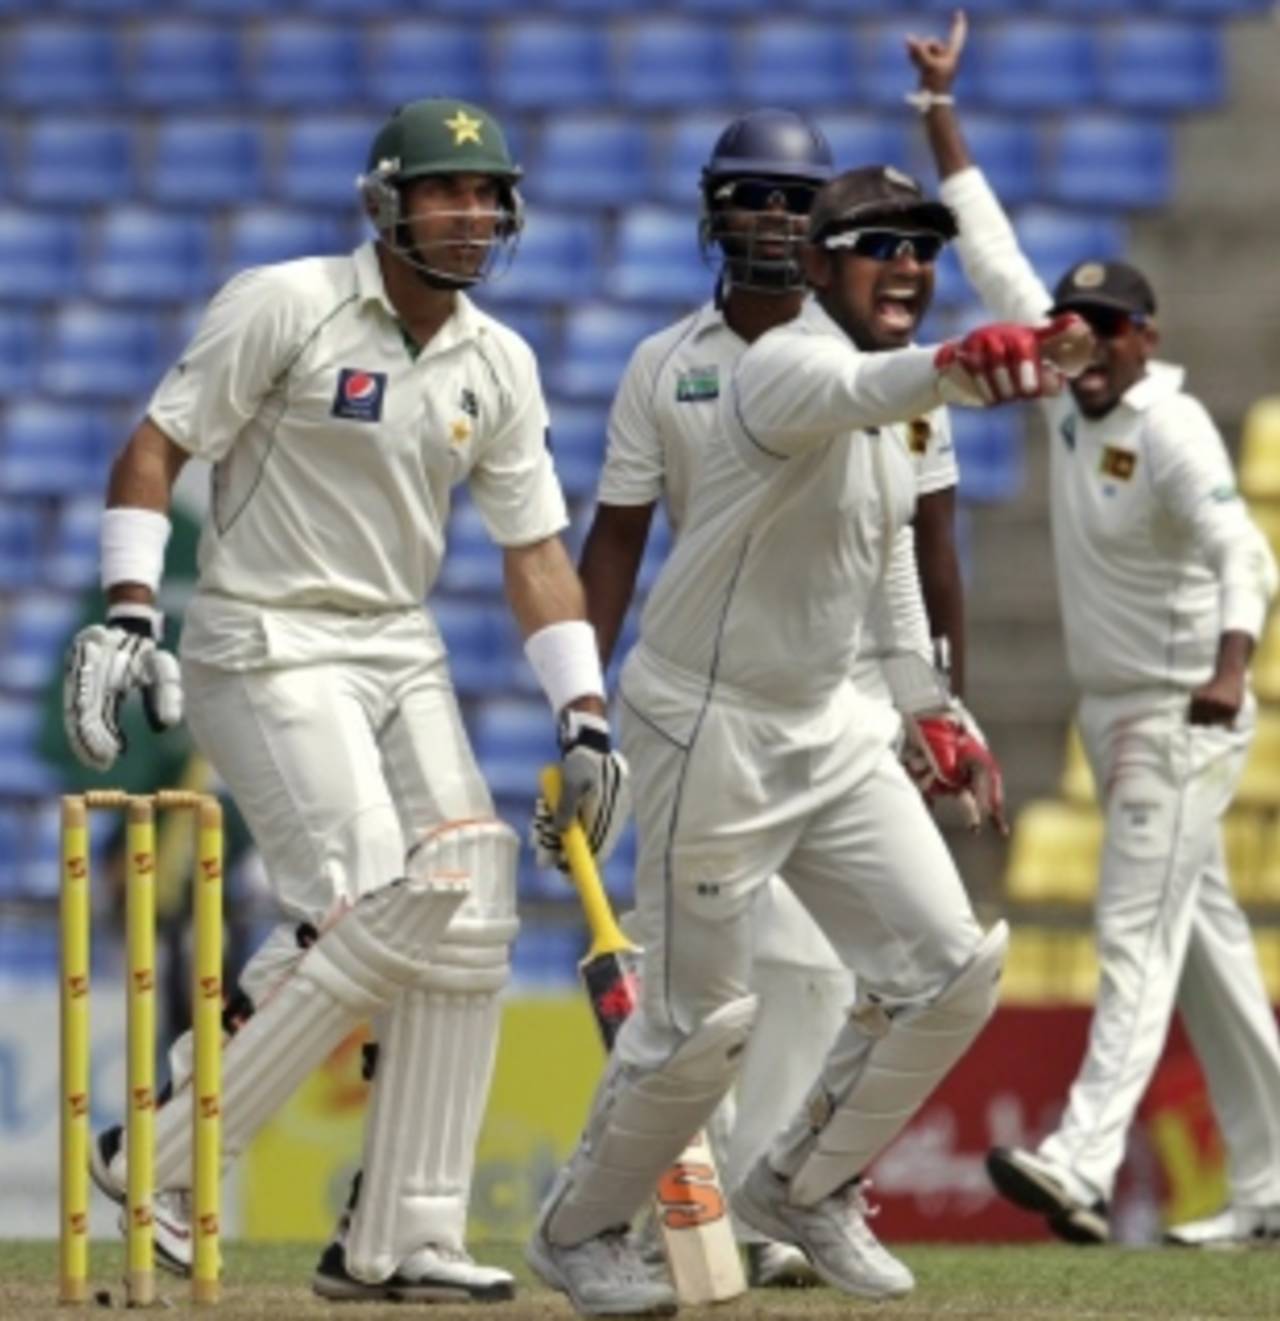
[524,619,606,716]
[905,89,955,115]
[101,506,171,594]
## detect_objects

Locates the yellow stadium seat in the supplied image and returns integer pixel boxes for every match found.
[1001,926,1099,1005]
[1253,928,1280,1003]
[1058,723,1096,804]
[1253,615,1280,705]
[1236,709,1280,810]
[1223,810,1266,903]
[1250,501,1280,566]
[1004,800,1103,904]
[1252,815,1280,905]
[1239,396,1280,501]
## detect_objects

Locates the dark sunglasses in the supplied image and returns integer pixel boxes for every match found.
[714,178,819,215]
[1072,306,1147,339]
[822,228,946,264]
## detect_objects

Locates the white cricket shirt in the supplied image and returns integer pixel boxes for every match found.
[601,299,956,699]
[633,298,947,708]
[940,167,1276,695]
[150,242,566,663]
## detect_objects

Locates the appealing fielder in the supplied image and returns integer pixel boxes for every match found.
[526,160,1086,1315]
[573,109,1000,1290]
[909,14,1280,1247]
[62,99,629,1302]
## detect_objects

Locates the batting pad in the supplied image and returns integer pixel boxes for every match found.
[149,870,469,1191]
[779,921,1007,1206]
[346,821,519,1283]
[544,994,757,1247]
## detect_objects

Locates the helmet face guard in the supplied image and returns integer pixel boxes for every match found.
[698,110,834,296]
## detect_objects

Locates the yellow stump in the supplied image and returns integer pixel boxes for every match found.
[125,799,156,1308]
[191,798,223,1305]
[59,797,91,1305]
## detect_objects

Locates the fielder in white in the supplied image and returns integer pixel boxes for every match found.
[909,14,1280,1247]
[62,99,630,1302]
[525,164,1088,1316]
[575,111,1002,1291]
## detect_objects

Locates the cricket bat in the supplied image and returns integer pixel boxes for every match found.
[539,767,747,1305]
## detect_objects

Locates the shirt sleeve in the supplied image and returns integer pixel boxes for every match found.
[468,337,569,547]
[915,405,959,497]
[939,167,1055,326]
[598,342,663,507]
[1145,393,1279,638]
[147,267,300,462]
[863,525,932,662]
[723,329,943,466]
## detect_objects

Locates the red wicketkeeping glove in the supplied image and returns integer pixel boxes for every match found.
[902,703,1007,835]
[935,314,1093,406]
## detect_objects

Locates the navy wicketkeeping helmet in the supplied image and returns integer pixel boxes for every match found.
[699,109,834,294]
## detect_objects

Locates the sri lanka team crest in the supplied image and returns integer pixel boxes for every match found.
[332,368,387,422]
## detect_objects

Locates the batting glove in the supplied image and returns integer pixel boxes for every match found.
[63,604,183,773]
[532,710,631,870]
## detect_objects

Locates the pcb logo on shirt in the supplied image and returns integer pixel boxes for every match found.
[332,368,387,422]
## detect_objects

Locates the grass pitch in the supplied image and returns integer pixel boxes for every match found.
[1,1239,1275,1320]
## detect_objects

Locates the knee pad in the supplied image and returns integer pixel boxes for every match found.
[781,921,1006,1206]
[543,994,758,1247]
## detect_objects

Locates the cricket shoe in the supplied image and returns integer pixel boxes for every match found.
[986,1146,1109,1245]
[88,1124,196,1277]
[733,1160,914,1300]
[745,1240,819,1288]
[311,1240,515,1303]
[526,1219,676,1318]
[1164,1204,1280,1248]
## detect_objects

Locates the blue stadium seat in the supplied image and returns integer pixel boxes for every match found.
[1158,0,1271,12]
[607,206,709,306]
[815,115,912,174]
[651,114,732,205]
[957,115,1040,206]
[278,116,379,209]
[246,22,362,108]
[972,20,1101,110]
[930,246,972,311]
[735,21,857,106]
[1046,116,1173,209]
[438,500,503,594]
[680,0,772,11]
[912,0,1030,10]
[128,20,241,107]
[857,20,974,110]
[490,21,611,110]
[40,305,163,400]
[222,208,345,280]
[363,21,487,105]
[546,402,608,499]
[1040,0,1127,12]
[795,0,899,11]
[186,0,294,11]
[531,117,650,208]
[482,210,603,305]
[89,208,213,304]
[19,119,134,206]
[45,496,103,591]
[951,409,1024,504]
[0,402,115,493]
[1100,21,1224,111]
[0,311,39,398]
[0,697,61,798]
[470,303,556,363]
[0,502,44,592]
[1013,206,1126,284]
[553,304,672,402]
[61,0,155,13]
[148,118,266,205]
[421,0,520,13]
[431,597,515,698]
[614,20,734,108]
[510,924,579,988]
[0,209,84,302]
[300,0,409,12]
[4,21,118,108]
[0,806,20,900]
[1,593,82,693]
[470,697,556,799]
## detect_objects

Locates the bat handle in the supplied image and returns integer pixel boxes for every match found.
[540,765,633,958]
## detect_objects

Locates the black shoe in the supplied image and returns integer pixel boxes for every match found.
[312,1239,516,1303]
[986,1147,1109,1245]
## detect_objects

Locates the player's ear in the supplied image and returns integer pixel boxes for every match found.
[1139,319,1160,355]
[801,243,831,291]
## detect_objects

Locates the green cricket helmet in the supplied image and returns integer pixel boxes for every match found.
[361,98,524,288]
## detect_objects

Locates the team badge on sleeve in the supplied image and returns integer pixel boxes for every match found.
[332,368,388,422]
[1099,445,1137,481]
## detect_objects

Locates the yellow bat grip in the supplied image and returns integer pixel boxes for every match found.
[540,765,635,961]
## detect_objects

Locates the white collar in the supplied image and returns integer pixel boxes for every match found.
[1119,359,1185,413]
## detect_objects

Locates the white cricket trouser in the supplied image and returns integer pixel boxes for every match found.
[1039,689,1280,1204]
[614,646,983,1075]
[183,616,493,1006]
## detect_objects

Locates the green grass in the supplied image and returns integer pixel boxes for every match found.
[3,1240,1277,1320]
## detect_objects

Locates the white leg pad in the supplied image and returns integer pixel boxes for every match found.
[151,868,469,1190]
[777,921,1007,1206]
[544,994,758,1247]
[345,821,520,1284]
